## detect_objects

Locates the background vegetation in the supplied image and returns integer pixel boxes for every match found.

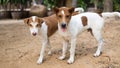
[43,0,120,11]
[0,0,120,11]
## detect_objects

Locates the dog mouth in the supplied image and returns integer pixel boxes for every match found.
[61,23,67,32]
[61,28,67,32]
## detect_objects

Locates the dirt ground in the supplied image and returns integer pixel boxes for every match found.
[0,18,120,68]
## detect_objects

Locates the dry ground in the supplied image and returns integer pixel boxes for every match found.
[0,18,120,68]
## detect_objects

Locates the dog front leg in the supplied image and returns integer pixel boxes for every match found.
[59,39,68,60]
[47,39,52,55]
[67,37,76,64]
[37,39,48,64]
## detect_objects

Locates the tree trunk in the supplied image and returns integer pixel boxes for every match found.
[72,0,77,7]
[94,0,98,10]
[35,0,43,4]
[32,0,37,6]
[57,0,66,7]
[66,0,72,7]
[104,0,113,12]
[66,0,77,7]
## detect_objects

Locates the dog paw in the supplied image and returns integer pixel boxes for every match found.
[93,51,101,57]
[67,58,74,64]
[58,56,65,60]
[37,58,43,64]
[48,51,52,56]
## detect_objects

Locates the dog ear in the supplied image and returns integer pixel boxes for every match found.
[69,7,75,14]
[53,7,59,14]
[38,18,44,24]
[72,12,79,16]
[37,18,44,27]
[24,18,29,24]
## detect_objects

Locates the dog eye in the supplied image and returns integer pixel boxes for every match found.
[29,24,32,27]
[66,15,70,18]
[58,15,62,18]
[36,24,40,27]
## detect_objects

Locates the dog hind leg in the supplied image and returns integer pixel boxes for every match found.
[92,30,104,57]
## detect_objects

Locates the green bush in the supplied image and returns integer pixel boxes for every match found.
[113,0,120,11]
[0,0,9,4]
[77,0,87,10]
[43,0,57,10]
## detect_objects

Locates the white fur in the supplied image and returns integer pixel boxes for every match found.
[30,22,38,35]
[58,12,105,64]
[61,10,65,15]
[102,12,120,19]
[58,23,68,37]
[61,10,66,23]
[59,40,68,60]
[28,17,51,64]
[37,22,52,64]
[74,7,84,13]
[30,16,38,35]
[32,16,36,21]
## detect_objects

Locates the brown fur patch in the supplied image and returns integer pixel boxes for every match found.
[36,18,44,27]
[53,7,75,26]
[24,17,32,24]
[42,14,58,37]
[72,12,79,16]
[24,17,33,27]
[81,16,88,26]
[24,17,43,27]
[24,18,29,24]
[24,15,58,37]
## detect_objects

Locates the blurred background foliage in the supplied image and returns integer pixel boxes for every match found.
[0,0,32,10]
[0,0,120,11]
[43,0,57,10]
[42,0,120,11]
[113,0,120,11]
[77,0,87,10]
[0,0,120,19]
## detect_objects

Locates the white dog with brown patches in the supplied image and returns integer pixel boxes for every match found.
[54,7,105,64]
[24,15,58,64]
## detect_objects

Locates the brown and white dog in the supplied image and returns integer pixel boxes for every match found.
[54,7,105,64]
[24,14,58,64]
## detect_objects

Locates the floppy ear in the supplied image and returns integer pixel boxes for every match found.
[24,18,29,24]
[53,7,59,14]
[72,12,79,16]
[38,18,44,24]
[37,18,44,27]
[69,7,75,14]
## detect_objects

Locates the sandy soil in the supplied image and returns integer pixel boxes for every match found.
[0,19,120,68]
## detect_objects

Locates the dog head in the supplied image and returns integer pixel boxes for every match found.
[53,7,74,32]
[24,16,43,36]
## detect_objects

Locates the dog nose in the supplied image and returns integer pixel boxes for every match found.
[32,32,37,36]
[61,23,66,28]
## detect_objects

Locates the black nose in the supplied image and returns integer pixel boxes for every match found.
[61,23,66,28]
[32,33,37,36]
